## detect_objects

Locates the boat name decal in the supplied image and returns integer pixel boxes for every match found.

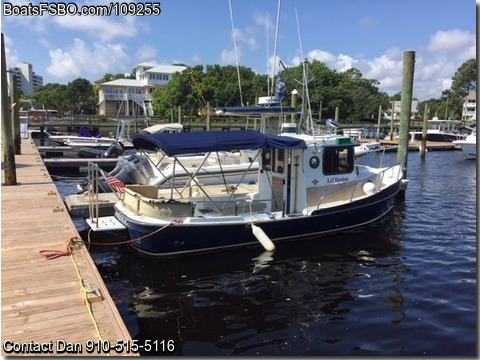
[327,176,349,184]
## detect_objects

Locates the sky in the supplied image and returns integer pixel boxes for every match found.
[1,0,477,101]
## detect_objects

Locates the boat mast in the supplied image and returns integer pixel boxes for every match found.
[270,0,282,97]
[228,0,244,107]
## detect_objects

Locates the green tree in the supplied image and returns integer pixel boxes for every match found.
[31,83,68,113]
[451,59,476,97]
[66,78,95,114]
[449,58,476,118]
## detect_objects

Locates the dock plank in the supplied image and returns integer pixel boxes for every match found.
[1,139,135,356]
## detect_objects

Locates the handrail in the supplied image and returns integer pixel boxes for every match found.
[87,162,101,228]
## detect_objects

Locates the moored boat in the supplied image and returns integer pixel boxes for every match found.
[453,127,476,159]
[106,129,406,256]
[409,118,467,143]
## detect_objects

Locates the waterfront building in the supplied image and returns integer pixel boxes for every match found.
[97,63,187,116]
[462,91,476,123]
[8,62,43,95]
[385,100,419,120]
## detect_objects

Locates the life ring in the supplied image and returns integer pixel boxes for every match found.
[31,115,40,122]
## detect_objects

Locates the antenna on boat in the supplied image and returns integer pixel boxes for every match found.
[228,0,244,106]
[295,7,315,136]
[266,11,270,98]
[270,0,282,96]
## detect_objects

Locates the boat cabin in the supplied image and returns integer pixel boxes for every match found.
[256,134,358,214]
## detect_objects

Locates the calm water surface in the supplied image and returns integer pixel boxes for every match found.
[55,150,476,356]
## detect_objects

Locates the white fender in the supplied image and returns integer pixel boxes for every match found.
[251,224,275,252]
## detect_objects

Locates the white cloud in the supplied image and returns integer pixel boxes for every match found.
[233,28,258,51]
[219,48,238,65]
[428,29,475,58]
[252,10,275,32]
[3,0,50,33]
[288,26,475,101]
[335,54,357,72]
[54,15,138,42]
[136,44,157,62]
[3,34,19,68]
[46,38,129,80]
[191,54,202,65]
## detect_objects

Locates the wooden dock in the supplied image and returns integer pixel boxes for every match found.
[359,139,459,152]
[1,139,136,356]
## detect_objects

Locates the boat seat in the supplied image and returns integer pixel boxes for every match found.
[123,185,195,217]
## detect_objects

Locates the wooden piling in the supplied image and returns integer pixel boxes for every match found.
[376,104,382,141]
[9,72,21,154]
[396,50,416,178]
[291,89,298,123]
[1,32,17,185]
[420,104,429,159]
[206,101,211,131]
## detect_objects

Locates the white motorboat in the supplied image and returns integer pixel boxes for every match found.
[453,128,476,159]
[48,118,151,149]
[409,118,467,143]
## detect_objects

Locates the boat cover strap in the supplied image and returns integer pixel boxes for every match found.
[132,130,306,156]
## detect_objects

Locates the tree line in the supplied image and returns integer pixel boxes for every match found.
[27,58,476,121]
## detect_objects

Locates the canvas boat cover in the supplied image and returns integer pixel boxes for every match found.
[132,130,307,156]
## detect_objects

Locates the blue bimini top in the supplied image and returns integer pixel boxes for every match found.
[132,129,306,156]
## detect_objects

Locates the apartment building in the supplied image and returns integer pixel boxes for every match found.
[97,63,187,116]
[8,62,43,95]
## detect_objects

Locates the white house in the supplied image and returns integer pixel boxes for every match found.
[462,91,476,123]
[97,63,187,116]
[385,100,419,120]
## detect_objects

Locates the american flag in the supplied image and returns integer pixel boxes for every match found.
[106,176,126,193]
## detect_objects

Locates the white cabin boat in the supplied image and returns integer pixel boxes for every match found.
[89,130,407,256]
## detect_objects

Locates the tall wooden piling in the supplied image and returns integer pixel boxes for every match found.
[396,50,416,178]
[389,100,395,140]
[9,72,20,154]
[420,104,429,159]
[206,101,211,131]
[376,104,382,141]
[291,89,298,123]
[1,32,17,185]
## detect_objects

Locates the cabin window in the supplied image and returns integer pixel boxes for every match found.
[262,149,272,171]
[272,149,285,173]
[323,147,354,175]
[262,149,285,173]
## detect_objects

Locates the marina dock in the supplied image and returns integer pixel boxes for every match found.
[1,139,136,356]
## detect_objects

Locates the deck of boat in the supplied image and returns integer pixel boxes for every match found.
[1,139,135,356]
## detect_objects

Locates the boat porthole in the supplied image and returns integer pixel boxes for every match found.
[309,156,320,169]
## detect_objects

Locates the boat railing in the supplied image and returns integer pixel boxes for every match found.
[87,162,123,229]
[87,162,102,228]
[315,164,402,209]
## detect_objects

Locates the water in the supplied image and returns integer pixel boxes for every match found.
[54,150,476,356]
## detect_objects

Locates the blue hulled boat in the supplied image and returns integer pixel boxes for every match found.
[108,129,406,256]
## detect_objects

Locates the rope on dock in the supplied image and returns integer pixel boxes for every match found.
[69,245,111,356]
[39,236,78,260]
[39,236,110,355]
